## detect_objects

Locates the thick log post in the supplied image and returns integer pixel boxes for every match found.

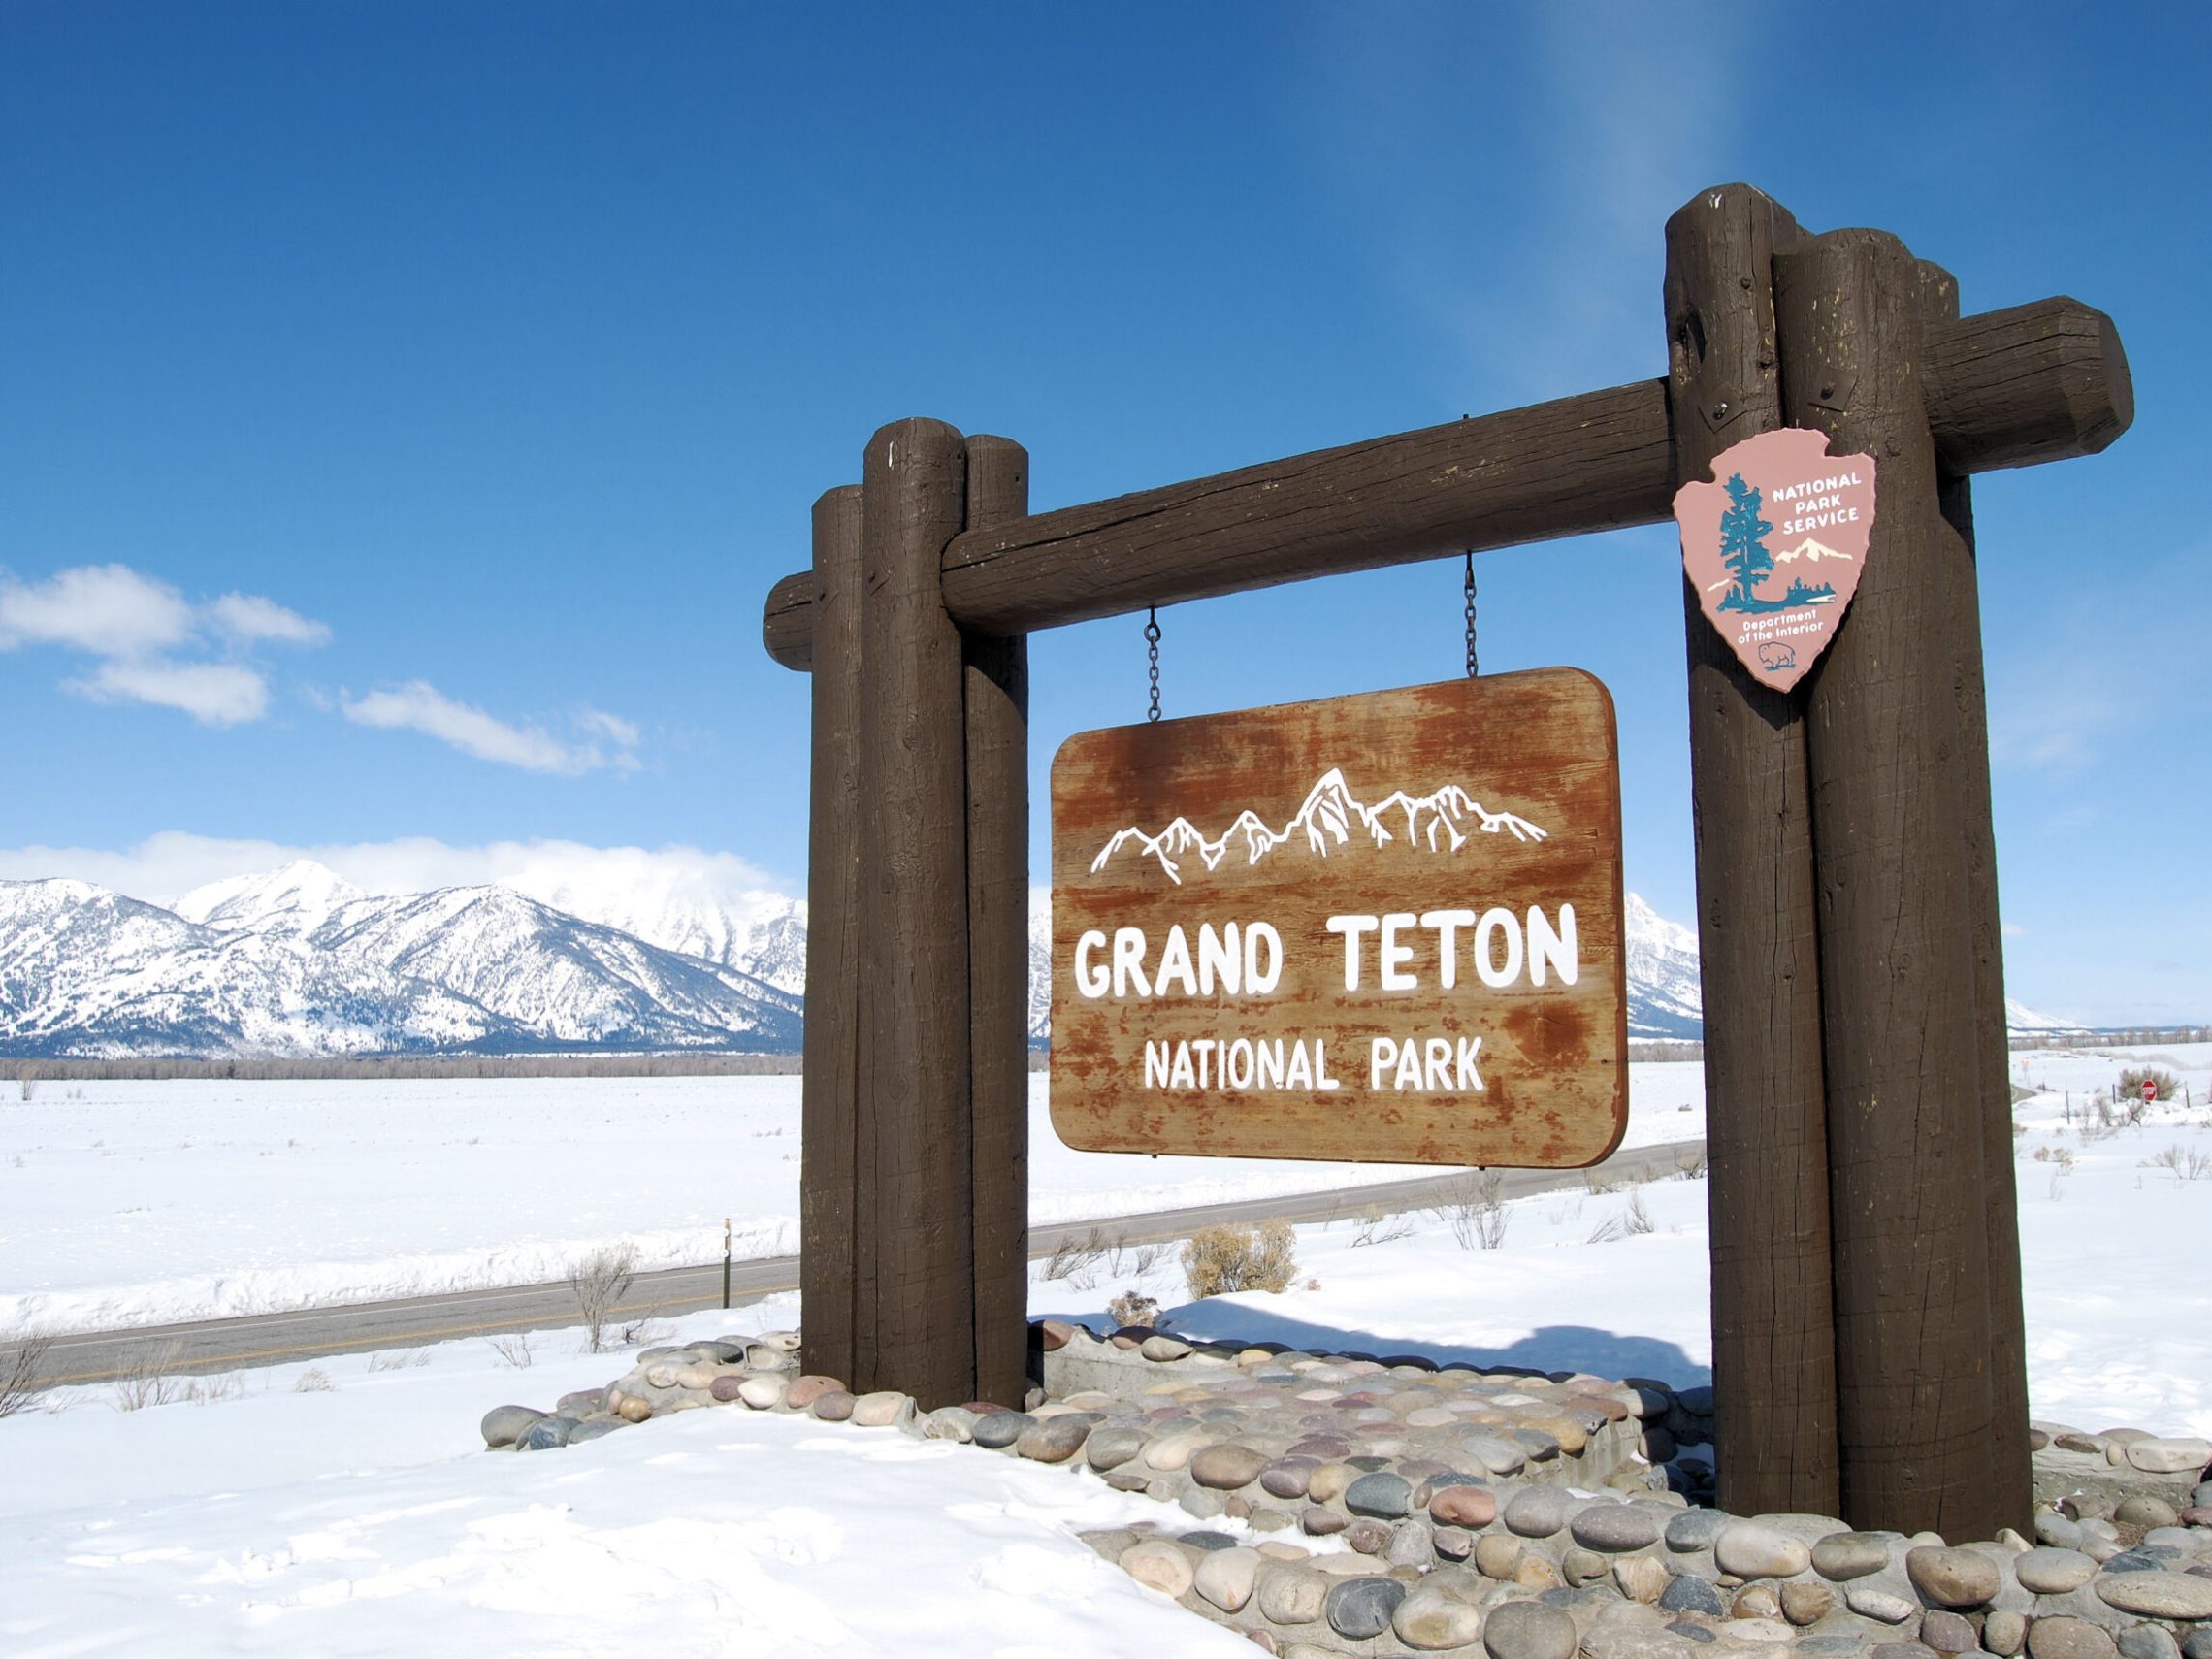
[961,435,1033,1409]
[1777,231,2003,1539]
[855,417,976,1407]
[1664,184,1840,1518]
[799,485,864,1388]
[1918,260,2034,1531]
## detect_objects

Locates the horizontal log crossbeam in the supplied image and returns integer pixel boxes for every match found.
[762,297,2130,670]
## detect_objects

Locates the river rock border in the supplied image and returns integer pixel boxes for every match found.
[477,1319,2212,1659]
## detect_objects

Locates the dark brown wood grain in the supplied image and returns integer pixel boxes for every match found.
[1666,183,1841,1520]
[961,435,1032,1411]
[760,301,2131,670]
[798,484,863,1391]
[1920,262,2034,1532]
[1781,231,2000,1541]
[855,417,976,1409]
[1050,673,1625,1168]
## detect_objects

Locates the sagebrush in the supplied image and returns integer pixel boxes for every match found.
[1183,1220,1296,1299]
[2120,1066,2180,1104]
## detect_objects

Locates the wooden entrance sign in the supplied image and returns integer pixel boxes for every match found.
[1050,672,1626,1167]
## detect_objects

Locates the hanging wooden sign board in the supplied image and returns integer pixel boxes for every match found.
[1049,670,1627,1167]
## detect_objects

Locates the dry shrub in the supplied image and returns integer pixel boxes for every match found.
[2120,1066,2180,1104]
[1183,1220,1296,1299]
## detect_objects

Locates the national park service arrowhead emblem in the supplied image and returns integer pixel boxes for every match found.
[1675,427,1877,693]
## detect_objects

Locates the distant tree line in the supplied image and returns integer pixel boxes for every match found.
[4,1053,803,1084]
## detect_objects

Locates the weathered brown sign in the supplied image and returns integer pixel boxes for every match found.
[1675,426,1878,692]
[1049,670,1626,1167]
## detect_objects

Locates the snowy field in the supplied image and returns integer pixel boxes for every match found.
[0,1063,1703,1336]
[1,1043,2204,1658]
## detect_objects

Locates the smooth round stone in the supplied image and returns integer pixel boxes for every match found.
[1565,1545,1612,1586]
[2117,1630,2180,1659]
[555,1388,605,1415]
[1485,1595,1579,1659]
[1661,1577,1730,1617]
[1468,1434,1529,1476]
[1195,1545,1262,1611]
[737,1376,788,1410]
[1814,1531,1898,1580]
[1732,1584,1783,1620]
[643,1363,679,1389]
[1846,1584,1920,1624]
[809,1390,855,1422]
[1085,1427,1148,1471]
[1433,1485,1500,1528]
[2127,1438,2212,1475]
[707,1375,748,1404]
[1257,1563,1329,1624]
[1668,1510,1735,1552]
[1190,1443,1270,1490]
[514,1415,572,1451]
[2017,1548,2099,1594]
[1387,1519,1435,1568]
[1034,1317,1078,1351]
[480,1404,545,1448]
[1017,1415,1096,1463]
[1517,1428,1564,1461]
[1668,1620,1720,1644]
[1986,1610,2029,1656]
[1179,1488,1226,1521]
[923,1407,977,1443]
[1574,1504,1663,1552]
[2095,1570,2212,1619]
[1345,1518,1392,1554]
[1179,1529,1239,1551]
[1434,1525,1475,1562]
[2184,1636,2212,1659]
[614,1395,653,1423]
[1307,1463,1355,1504]
[1287,1436,1350,1460]
[1120,1538,1194,1599]
[2029,1618,2119,1659]
[1407,1406,1461,1429]
[1908,1545,2001,1608]
[1613,1555,1671,1606]
[1325,1575,1406,1640]
[1920,1610,1978,1653]
[1144,1430,1209,1472]
[970,1410,1031,1449]
[1717,1523,1813,1580]
[2116,1498,2180,1529]
[672,1364,718,1391]
[2036,1514,2090,1550]
[1139,1333,1192,1362]
[1781,1582,1836,1625]
[1302,1506,1349,1537]
[1395,1581,1484,1650]
[1259,1457,1318,1499]
[1346,1471,1415,1519]
[1506,1485,1574,1538]
[1870,1644,1939,1659]
[1475,1534,1524,1579]
[567,1418,623,1444]
[744,1343,797,1373]
[848,1390,909,1428]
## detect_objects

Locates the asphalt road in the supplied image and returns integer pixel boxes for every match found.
[36,1136,1706,1389]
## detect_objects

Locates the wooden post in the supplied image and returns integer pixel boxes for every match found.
[1777,231,2005,1540]
[799,485,863,1388]
[1917,260,2034,1532]
[1664,184,1840,1518]
[961,435,1033,1409]
[855,417,976,1408]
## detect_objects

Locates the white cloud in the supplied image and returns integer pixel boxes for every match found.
[578,707,642,750]
[0,563,330,724]
[341,680,637,775]
[209,592,332,647]
[65,659,270,726]
[0,564,195,657]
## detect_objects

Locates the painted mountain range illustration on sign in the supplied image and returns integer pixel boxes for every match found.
[1090,766,1546,885]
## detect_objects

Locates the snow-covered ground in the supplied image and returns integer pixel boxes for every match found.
[0,1044,2203,1656]
[0,1064,1704,1336]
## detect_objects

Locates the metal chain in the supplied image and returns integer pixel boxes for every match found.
[1463,552,1479,678]
[1144,606,1162,723]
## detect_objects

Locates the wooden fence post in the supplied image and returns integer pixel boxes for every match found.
[1916,259,2034,1532]
[1777,231,2010,1540]
[961,435,1033,1409]
[1663,184,1841,1518]
[799,484,864,1388]
[855,417,977,1408]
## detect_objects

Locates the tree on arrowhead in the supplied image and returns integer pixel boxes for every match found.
[1716,472,1774,610]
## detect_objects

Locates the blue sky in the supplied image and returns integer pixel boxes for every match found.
[1,2,2205,1025]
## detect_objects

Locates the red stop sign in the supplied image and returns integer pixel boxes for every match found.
[2142,1079,2158,1104]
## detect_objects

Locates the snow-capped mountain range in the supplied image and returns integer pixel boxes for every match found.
[1092,767,1546,886]
[0,857,2088,1057]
